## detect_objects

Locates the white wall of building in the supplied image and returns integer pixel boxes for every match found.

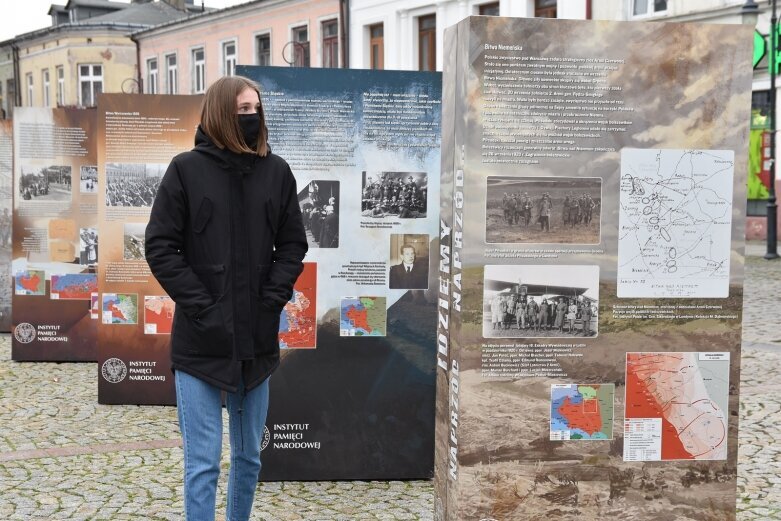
[591,0,759,22]
[350,0,588,71]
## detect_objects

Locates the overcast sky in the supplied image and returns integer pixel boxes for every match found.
[1,0,249,42]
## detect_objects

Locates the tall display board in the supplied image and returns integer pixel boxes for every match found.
[96,66,441,479]
[0,120,12,331]
[96,94,202,405]
[435,17,751,520]
[11,108,98,360]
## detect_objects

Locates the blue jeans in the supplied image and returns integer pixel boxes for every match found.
[175,370,270,521]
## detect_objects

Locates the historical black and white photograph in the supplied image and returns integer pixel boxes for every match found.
[388,233,429,290]
[19,165,72,202]
[123,223,147,261]
[80,165,98,193]
[79,227,99,265]
[0,206,10,249]
[105,163,165,207]
[299,180,339,248]
[486,177,601,244]
[361,171,427,218]
[483,265,599,338]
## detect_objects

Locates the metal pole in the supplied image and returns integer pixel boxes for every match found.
[768,0,779,259]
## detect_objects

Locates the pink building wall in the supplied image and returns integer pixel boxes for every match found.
[135,0,341,95]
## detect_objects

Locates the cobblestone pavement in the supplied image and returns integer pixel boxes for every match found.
[738,242,781,520]
[0,242,780,520]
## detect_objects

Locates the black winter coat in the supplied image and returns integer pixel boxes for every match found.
[145,127,308,392]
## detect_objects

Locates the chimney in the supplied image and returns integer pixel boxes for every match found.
[161,0,186,9]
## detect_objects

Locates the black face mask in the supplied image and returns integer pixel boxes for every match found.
[237,113,260,148]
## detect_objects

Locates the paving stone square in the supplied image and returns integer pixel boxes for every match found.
[0,242,779,519]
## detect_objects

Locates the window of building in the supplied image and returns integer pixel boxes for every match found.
[165,54,177,95]
[26,73,34,106]
[42,69,50,107]
[192,47,205,94]
[256,34,271,66]
[418,14,436,72]
[535,0,557,18]
[56,66,65,105]
[322,20,339,68]
[369,23,384,70]
[146,58,158,94]
[632,0,666,17]
[6,80,14,118]
[79,64,102,106]
[292,26,310,67]
[479,2,500,16]
[222,40,237,76]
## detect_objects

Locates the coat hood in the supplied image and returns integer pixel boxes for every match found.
[193,125,263,171]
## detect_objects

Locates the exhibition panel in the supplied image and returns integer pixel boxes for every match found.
[94,66,442,479]
[11,108,98,361]
[95,94,202,405]
[435,17,751,520]
[239,65,441,480]
[0,120,11,332]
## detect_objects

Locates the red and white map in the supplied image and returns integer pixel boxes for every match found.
[624,352,729,461]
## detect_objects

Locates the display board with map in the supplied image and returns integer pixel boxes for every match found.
[550,384,614,441]
[339,296,387,336]
[618,149,734,298]
[96,66,441,480]
[624,352,729,461]
[435,16,750,521]
[11,108,99,361]
[0,121,11,331]
[235,65,441,480]
[96,94,202,405]
[143,296,174,335]
[279,262,316,349]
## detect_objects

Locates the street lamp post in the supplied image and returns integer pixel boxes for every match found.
[768,0,779,259]
[744,0,780,259]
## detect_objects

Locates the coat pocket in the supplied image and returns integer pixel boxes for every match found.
[173,303,232,358]
[253,299,281,356]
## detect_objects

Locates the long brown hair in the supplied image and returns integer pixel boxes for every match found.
[200,75,269,156]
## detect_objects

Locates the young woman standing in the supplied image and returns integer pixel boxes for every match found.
[145,76,308,521]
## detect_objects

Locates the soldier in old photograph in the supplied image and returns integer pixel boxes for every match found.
[0,207,10,249]
[537,193,552,232]
[483,265,599,339]
[362,172,426,218]
[486,177,601,244]
[19,165,71,202]
[581,301,594,336]
[105,163,164,207]
[563,191,597,227]
[490,294,505,330]
[300,181,339,248]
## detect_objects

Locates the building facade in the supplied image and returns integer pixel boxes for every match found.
[8,0,197,110]
[15,29,139,108]
[349,0,588,71]
[0,42,14,118]
[133,0,343,96]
